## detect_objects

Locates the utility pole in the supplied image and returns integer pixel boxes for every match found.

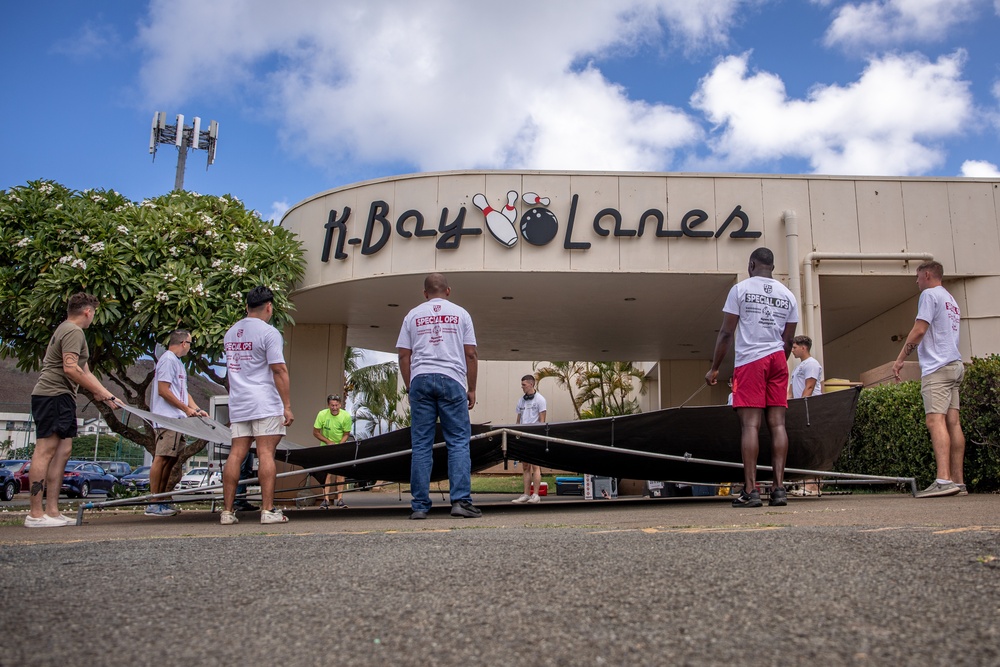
[149,112,219,191]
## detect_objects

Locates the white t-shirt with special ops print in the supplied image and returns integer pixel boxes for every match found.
[723,275,799,368]
[396,298,477,389]
[224,317,286,423]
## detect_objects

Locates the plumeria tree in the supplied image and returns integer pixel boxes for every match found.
[0,180,306,479]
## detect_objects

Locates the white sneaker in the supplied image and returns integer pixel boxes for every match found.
[512,494,530,504]
[220,510,239,525]
[55,513,76,525]
[528,493,541,504]
[24,514,69,528]
[261,508,289,524]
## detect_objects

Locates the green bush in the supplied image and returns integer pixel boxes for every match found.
[836,355,1000,492]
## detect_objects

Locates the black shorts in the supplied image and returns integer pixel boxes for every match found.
[31,394,78,439]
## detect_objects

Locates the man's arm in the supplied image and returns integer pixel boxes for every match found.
[705,313,739,385]
[781,322,797,358]
[892,319,929,380]
[802,378,817,397]
[398,348,412,391]
[64,354,115,402]
[313,427,333,445]
[270,363,294,425]
[157,381,205,417]
[464,344,478,410]
[539,410,547,423]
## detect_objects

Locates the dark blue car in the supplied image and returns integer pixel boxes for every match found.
[0,463,18,502]
[121,465,151,491]
[61,460,117,498]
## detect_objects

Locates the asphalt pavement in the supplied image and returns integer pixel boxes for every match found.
[1,490,998,666]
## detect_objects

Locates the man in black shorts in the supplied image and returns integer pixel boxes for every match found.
[27,293,117,528]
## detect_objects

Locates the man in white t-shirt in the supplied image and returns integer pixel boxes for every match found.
[221,286,294,525]
[789,335,823,399]
[892,261,966,498]
[512,374,547,504]
[788,335,822,496]
[706,247,798,509]
[149,329,207,517]
[397,273,480,520]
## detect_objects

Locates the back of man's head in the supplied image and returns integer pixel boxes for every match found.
[246,285,274,311]
[424,273,450,297]
[750,247,774,267]
[917,261,944,281]
[67,292,99,316]
[167,329,190,347]
[793,335,812,350]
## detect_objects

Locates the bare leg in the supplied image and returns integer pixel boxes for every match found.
[223,437,252,512]
[946,408,965,485]
[28,435,71,518]
[736,408,763,491]
[149,455,177,495]
[332,474,344,501]
[254,435,282,512]
[531,464,542,495]
[765,406,788,487]
[522,467,531,495]
[324,473,335,503]
[925,413,953,481]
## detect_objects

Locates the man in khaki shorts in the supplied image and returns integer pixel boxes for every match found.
[221,286,294,525]
[892,261,966,498]
[148,329,207,517]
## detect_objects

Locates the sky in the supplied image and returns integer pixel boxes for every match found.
[2,0,999,226]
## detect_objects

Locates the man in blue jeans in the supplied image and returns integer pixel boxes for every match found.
[396,273,480,520]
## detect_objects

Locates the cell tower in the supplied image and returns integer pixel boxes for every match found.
[148,112,219,191]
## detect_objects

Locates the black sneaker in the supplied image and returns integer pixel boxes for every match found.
[409,510,428,520]
[233,501,258,512]
[450,500,482,518]
[732,489,762,508]
[768,486,788,507]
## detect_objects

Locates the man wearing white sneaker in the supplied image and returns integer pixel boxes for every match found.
[892,261,966,498]
[221,286,294,525]
[26,293,117,528]
[512,374,546,505]
[148,329,207,517]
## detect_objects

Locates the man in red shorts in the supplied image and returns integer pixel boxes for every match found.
[706,248,799,508]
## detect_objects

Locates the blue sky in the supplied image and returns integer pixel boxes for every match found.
[2,0,999,223]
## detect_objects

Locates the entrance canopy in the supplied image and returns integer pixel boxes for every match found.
[289,271,920,363]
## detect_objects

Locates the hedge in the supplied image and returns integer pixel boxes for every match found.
[835,354,1000,492]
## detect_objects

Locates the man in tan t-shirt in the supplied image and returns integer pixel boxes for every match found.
[26,293,117,528]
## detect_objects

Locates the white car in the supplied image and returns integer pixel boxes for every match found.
[174,467,222,490]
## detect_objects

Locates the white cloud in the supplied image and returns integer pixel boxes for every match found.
[136,0,755,174]
[689,51,973,175]
[960,160,1000,177]
[824,0,984,49]
[269,200,290,223]
[51,20,120,58]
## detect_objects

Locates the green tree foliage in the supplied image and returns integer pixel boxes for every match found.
[836,355,1000,491]
[0,180,306,475]
[532,360,647,419]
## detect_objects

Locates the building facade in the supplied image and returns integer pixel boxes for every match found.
[275,170,1000,447]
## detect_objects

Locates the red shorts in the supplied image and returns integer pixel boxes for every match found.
[733,350,789,409]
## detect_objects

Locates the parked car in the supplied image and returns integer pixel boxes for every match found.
[0,463,18,502]
[95,461,133,479]
[174,467,222,491]
[4,459,32,493]
[62,460,117,498]
[121,465,151,491]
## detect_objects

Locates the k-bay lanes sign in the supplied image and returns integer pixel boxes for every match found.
[320,192,760,262]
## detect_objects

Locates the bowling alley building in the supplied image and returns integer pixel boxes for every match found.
[276,170,1000,445]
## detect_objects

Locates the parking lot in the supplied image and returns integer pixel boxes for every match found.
[1,491,998,666]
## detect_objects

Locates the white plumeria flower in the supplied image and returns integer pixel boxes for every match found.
[169,246,179,257]
[116,225,129,235]
[156,291,169,302]
[231,292,242,300]
[71,258,87,270]
[16,237,30,248]
[234,241,248,253]
[58,256,72,264]
[232,265,247,276]
[89,242,105,252]
[81,235,90,243]
[211,259,223,268]
[141,200,156,209]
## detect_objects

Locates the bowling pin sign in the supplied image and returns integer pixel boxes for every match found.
[502,190,518,224]
[473,192,518,247]
[522,192,551,206]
